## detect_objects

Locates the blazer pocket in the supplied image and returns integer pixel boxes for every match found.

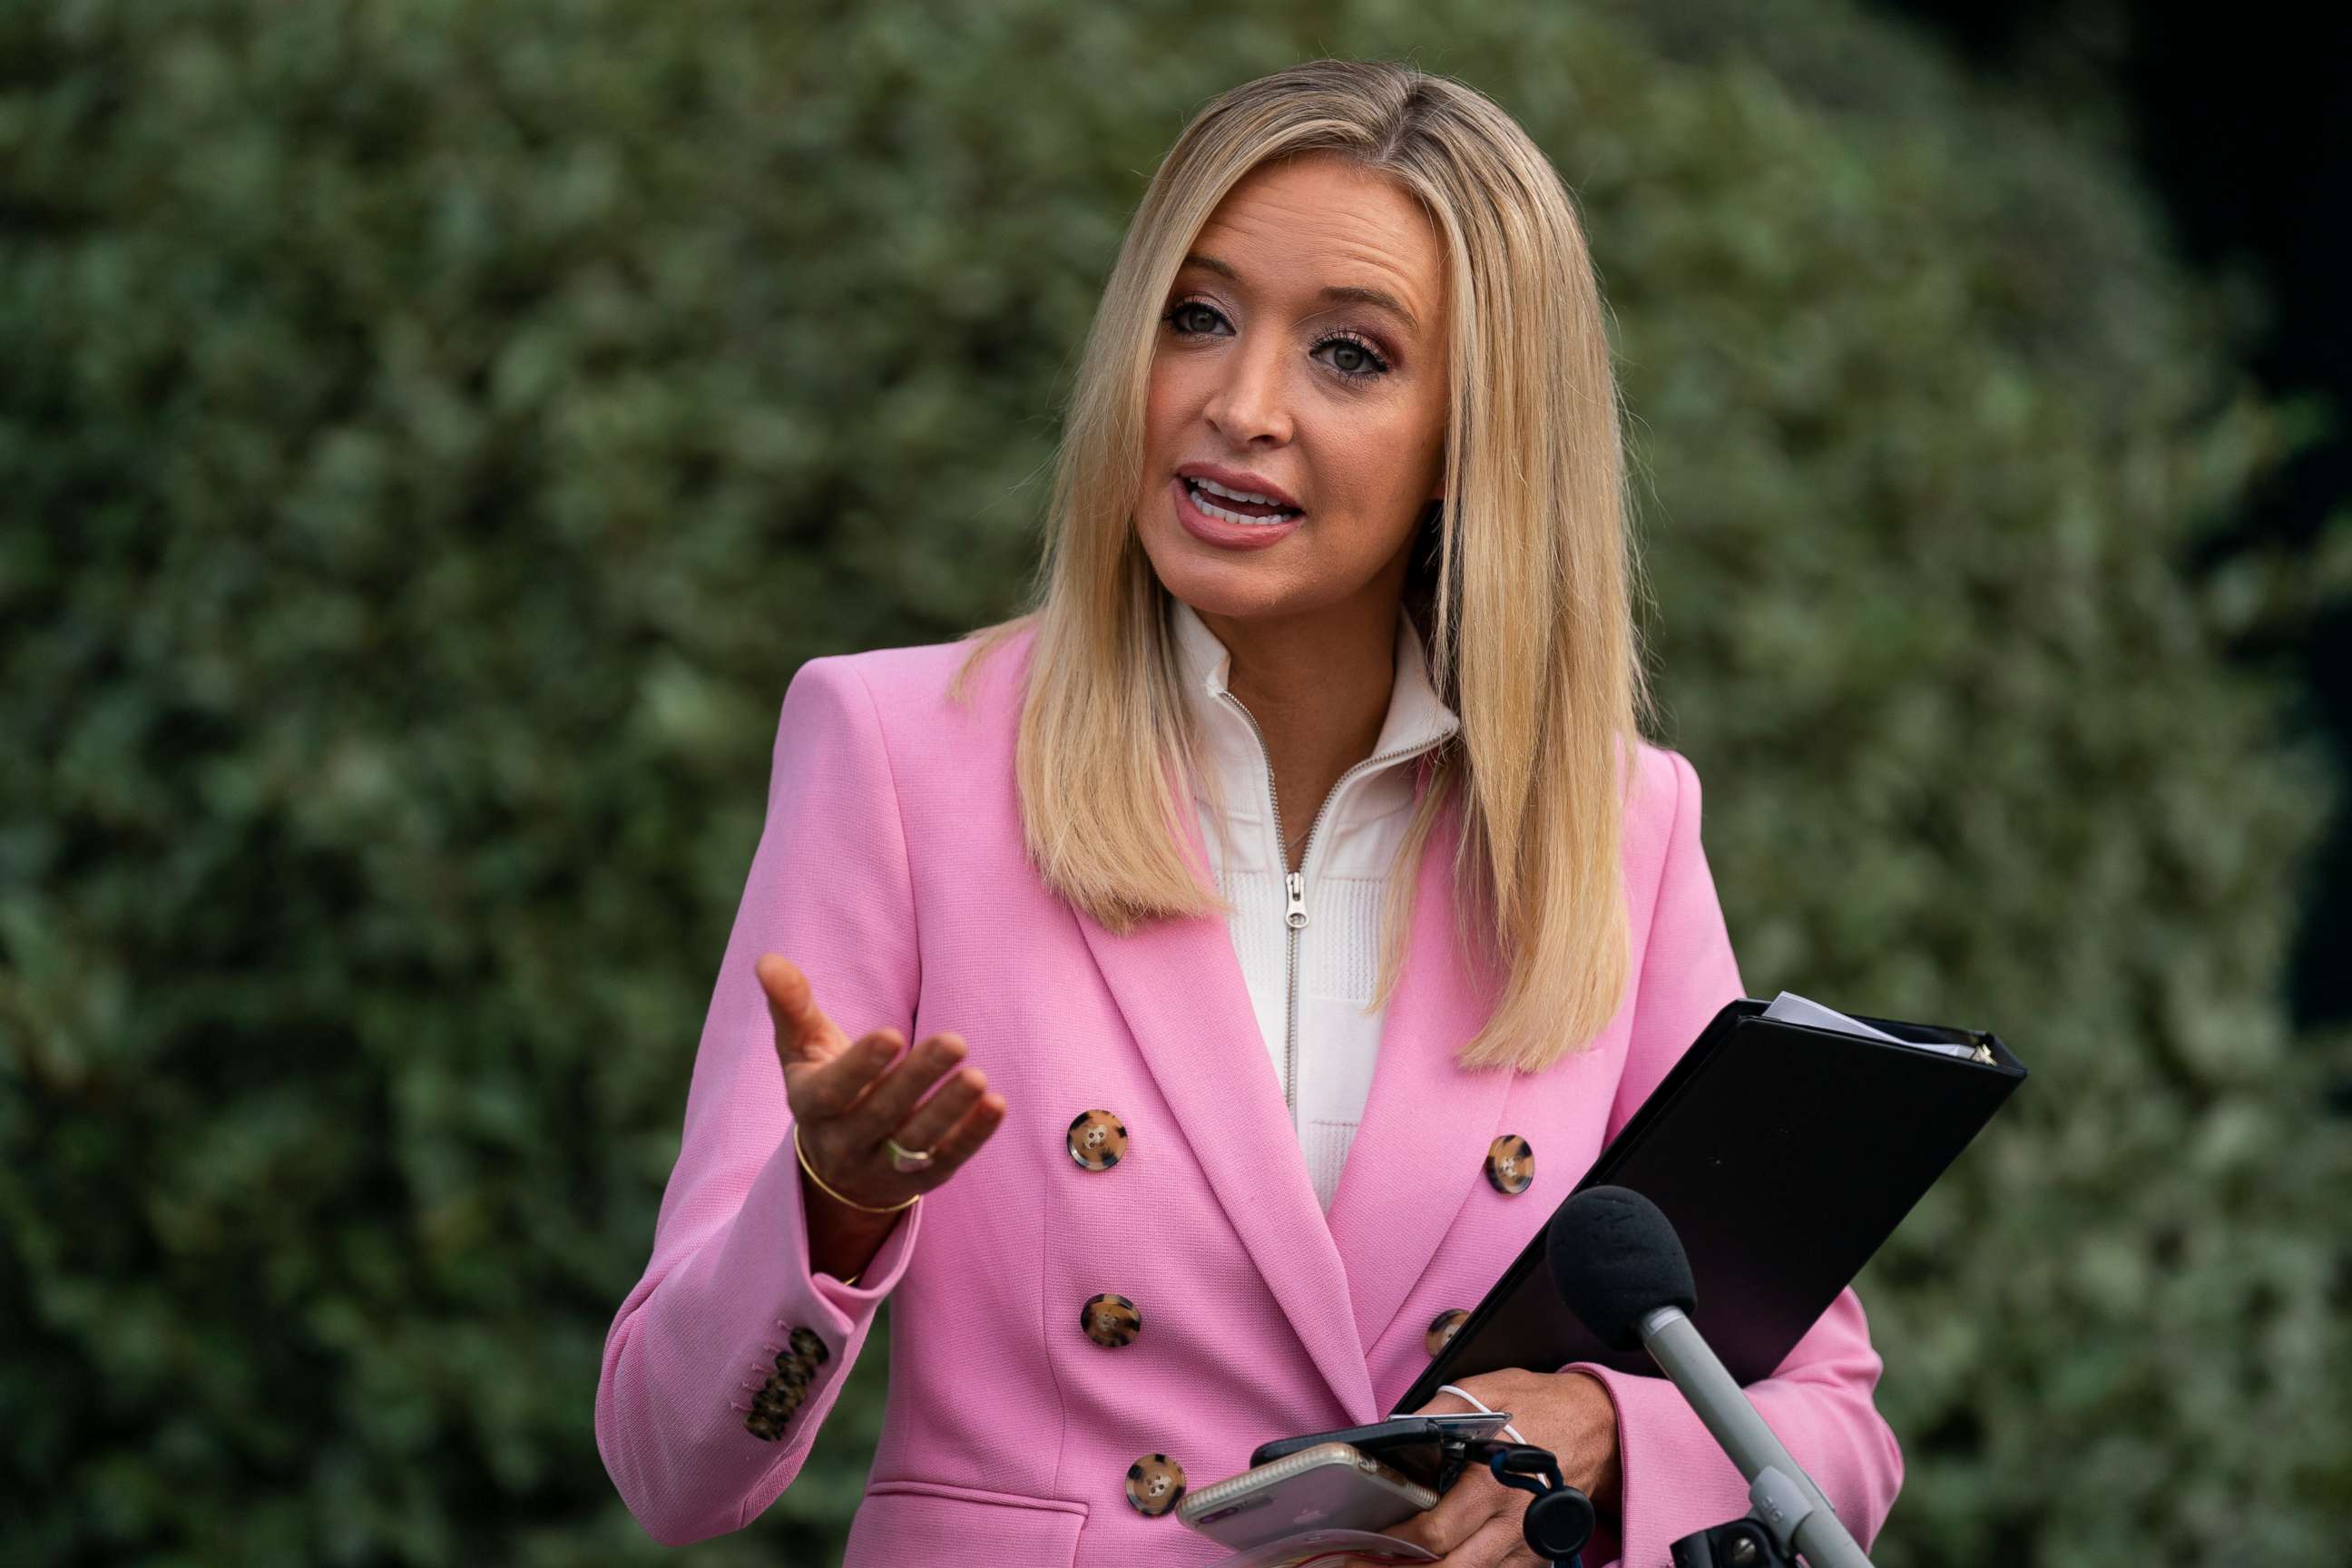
[846,1479,1086,1567]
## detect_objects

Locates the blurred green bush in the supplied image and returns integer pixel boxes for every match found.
[2,0,2346,1564]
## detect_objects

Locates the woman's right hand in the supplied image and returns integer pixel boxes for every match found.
[757,953,1006,1220]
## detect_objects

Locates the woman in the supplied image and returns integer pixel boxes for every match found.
[595,59,1903,1567]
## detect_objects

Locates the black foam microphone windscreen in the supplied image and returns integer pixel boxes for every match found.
[1545,1185,1699,1352]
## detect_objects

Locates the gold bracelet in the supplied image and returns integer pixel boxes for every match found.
[794,1123,922,1214]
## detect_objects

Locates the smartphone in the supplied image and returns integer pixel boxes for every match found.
[1250,1411,1514,1492]
[1176,1442,1441,1551]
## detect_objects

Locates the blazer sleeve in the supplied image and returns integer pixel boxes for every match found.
[1561,748,1905,1568]
[595,655,925,1547]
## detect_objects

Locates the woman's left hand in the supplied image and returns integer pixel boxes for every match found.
[1357,1369,1622,1566]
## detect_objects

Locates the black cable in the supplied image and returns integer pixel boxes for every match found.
[1461,1439,1597,1568]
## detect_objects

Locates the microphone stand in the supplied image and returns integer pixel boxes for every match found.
[1639,1306,1873,1568]
[1671,1513,1801,1568]
[1542,1185,1880,1568]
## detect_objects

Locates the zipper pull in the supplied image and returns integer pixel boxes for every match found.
[1285,870,1308,930]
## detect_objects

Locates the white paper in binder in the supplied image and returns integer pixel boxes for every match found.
[1762,990,1985,1060]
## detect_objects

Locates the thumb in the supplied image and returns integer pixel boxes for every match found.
[757,954,846,1066]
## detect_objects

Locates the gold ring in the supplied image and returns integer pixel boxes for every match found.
[887,1137,935,1172]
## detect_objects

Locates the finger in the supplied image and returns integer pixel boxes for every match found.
[1381,1468,1502,1555]
[1465,1508,1537,1566]
[759,955,848,1065]
[839,1031,971,1140]
[1388,1508,1521,1567]
[887,1060,990,1152]
[903,1086,1006,1176]
[793,1026,908,1120]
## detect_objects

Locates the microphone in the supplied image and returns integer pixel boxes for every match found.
[1548,1186,1877,1568]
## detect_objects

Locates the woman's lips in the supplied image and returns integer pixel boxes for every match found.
[1171,475,1304,552]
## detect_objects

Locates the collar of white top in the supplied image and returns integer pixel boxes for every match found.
[1169,595,1462,828]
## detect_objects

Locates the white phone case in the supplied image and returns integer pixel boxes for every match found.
[1176,1441,1442,1552]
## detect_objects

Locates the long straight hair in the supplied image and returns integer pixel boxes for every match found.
[950,58,1659,1073]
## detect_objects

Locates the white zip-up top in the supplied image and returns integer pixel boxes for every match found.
[1171,597,1464,1212]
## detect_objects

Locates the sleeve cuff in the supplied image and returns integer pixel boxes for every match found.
[1562,1361,1749,1568]
[808,1187,922,1320]
[741,1121,925,1342]
[687,1123,922,1465]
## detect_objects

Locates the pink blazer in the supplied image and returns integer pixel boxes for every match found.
[595,625,1903,1564]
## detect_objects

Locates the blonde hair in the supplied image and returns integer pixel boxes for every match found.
[950,57,1659,1073]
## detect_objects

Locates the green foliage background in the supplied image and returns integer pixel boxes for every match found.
[4,0,2347,1563]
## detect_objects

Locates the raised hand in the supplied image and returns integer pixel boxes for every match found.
[758,953,1006,1230]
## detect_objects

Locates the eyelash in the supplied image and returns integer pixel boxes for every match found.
[1160,298,1395,382]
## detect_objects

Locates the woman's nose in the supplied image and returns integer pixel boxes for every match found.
[1202,339,1294,446]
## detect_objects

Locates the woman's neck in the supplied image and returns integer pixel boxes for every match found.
[1198,583,1404,873]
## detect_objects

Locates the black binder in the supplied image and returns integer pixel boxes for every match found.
[1395,997,2028,1412]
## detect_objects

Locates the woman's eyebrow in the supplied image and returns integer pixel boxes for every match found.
[1179,251,1421,337]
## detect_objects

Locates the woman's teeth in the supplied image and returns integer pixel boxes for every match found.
[1186,478,1301,524]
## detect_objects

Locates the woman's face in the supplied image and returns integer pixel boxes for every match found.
[1137,152,1450,624]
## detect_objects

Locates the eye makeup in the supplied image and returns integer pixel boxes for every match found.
[1160,296,1398,382]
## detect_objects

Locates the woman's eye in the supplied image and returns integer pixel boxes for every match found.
[1165,301,1223,336]
[1318,336,1387,378]
[1160,300,1391,381]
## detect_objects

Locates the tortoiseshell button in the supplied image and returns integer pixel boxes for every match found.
[1081,1292,1142,1348]
[1484,1134,1534,1194]
[753,1383,804,1420]
[1067,1110,1129,1171]
[1125,1453,1187,1516]
[1426,1308,1470,1357]
[789,1325,829,1366]
[772,1357,813,1389]
[745,1410,785,1442]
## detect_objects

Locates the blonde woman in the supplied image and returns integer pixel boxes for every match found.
[596,58,1903,1567]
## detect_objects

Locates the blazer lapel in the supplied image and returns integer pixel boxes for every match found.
[1324,780,1515,1375]
[1070,800,1380,1425]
